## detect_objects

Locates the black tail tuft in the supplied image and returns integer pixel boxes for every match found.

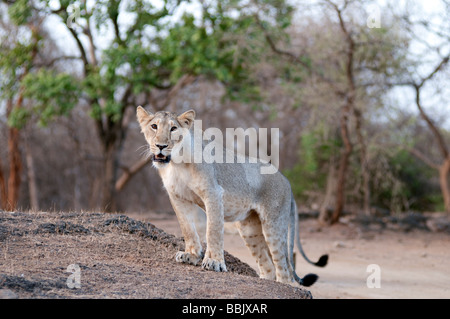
[314,254,328,267]
[301,273,318,287]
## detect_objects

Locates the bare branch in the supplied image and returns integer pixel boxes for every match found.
[66,25,89,75]
[388,49,450,159]
[418,54,450,88]
[115,157,151,191]
[407,148,440,170]
[252,13,310,70]
[414,85,449,159]
[83,16,98,67]
[253,11,345,95]
[34,55,82,68]
[108,0,124,46]
[166,74,197,112]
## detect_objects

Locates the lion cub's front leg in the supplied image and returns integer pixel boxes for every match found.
[175,250,204,266]
[169,196,204,266]
[201,189,227,272]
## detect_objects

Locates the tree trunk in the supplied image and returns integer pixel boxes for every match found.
[89,177,102,210]
[0,27,39,211]
[6,126,22,211]
[25,140,39,211]
[67,118,83,212]
[73,168,82,212]
[329,2,356,224]
[92,98,123,213]
[409,57,450,212]
[409,149,450,214]
[439,157,450,213]
[102,144,119,212]
[354,108,370,215]
[318,157,337,225]
[330,106,353,224]
[0,156,7,210]
[3,97,23,212]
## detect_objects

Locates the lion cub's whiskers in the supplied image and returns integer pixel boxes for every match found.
[137,144,152,160]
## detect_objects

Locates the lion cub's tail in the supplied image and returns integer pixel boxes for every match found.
[289,194,328,287]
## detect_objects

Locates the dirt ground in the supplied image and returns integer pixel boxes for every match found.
[136,211,450,299]
[1,210,449,299]
[0,210,311,299]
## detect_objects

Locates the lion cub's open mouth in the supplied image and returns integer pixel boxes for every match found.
[152,153,171,163]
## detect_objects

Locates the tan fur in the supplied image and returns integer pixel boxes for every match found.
[137,106,303,285]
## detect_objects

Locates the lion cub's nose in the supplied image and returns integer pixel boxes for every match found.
[156,144,168,150]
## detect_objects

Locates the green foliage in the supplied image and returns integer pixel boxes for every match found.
[7,0,32,25]
[389,150,441,211]
[155,0,296,102]
[158,12,241,84]
[284,128,340,199]
[2,0,297,130]
[0,39,36,98]
[369,149,442,212]
[83,66,123,122]
[7,107,31,129]
[8,69,81,128]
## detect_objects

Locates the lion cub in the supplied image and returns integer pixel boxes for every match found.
[137,107,327,286]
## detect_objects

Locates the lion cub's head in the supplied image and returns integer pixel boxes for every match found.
[136,106,195,167]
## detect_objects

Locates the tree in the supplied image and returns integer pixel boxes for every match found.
[0,7,41,210]
[2,0,282,212]
[256,0,410,223]
[401,56,450,212]
[389,0,450,213]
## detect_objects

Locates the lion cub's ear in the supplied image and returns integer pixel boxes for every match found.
[177,109,195,129]
[136,106,154,132]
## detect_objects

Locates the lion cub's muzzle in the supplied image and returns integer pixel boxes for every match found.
[152,144,171,163]
[152,153,171,163]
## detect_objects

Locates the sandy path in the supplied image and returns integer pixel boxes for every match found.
[138,212,450,299]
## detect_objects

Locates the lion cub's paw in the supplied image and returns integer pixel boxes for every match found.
[202,258,227,272]
[175,251,202,266]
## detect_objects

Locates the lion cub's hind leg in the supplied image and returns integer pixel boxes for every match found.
[236,211,276,280]
[259,204,296,285]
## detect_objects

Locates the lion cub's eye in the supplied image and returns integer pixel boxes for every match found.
[170,126,177,132]
[151,124,157,130]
